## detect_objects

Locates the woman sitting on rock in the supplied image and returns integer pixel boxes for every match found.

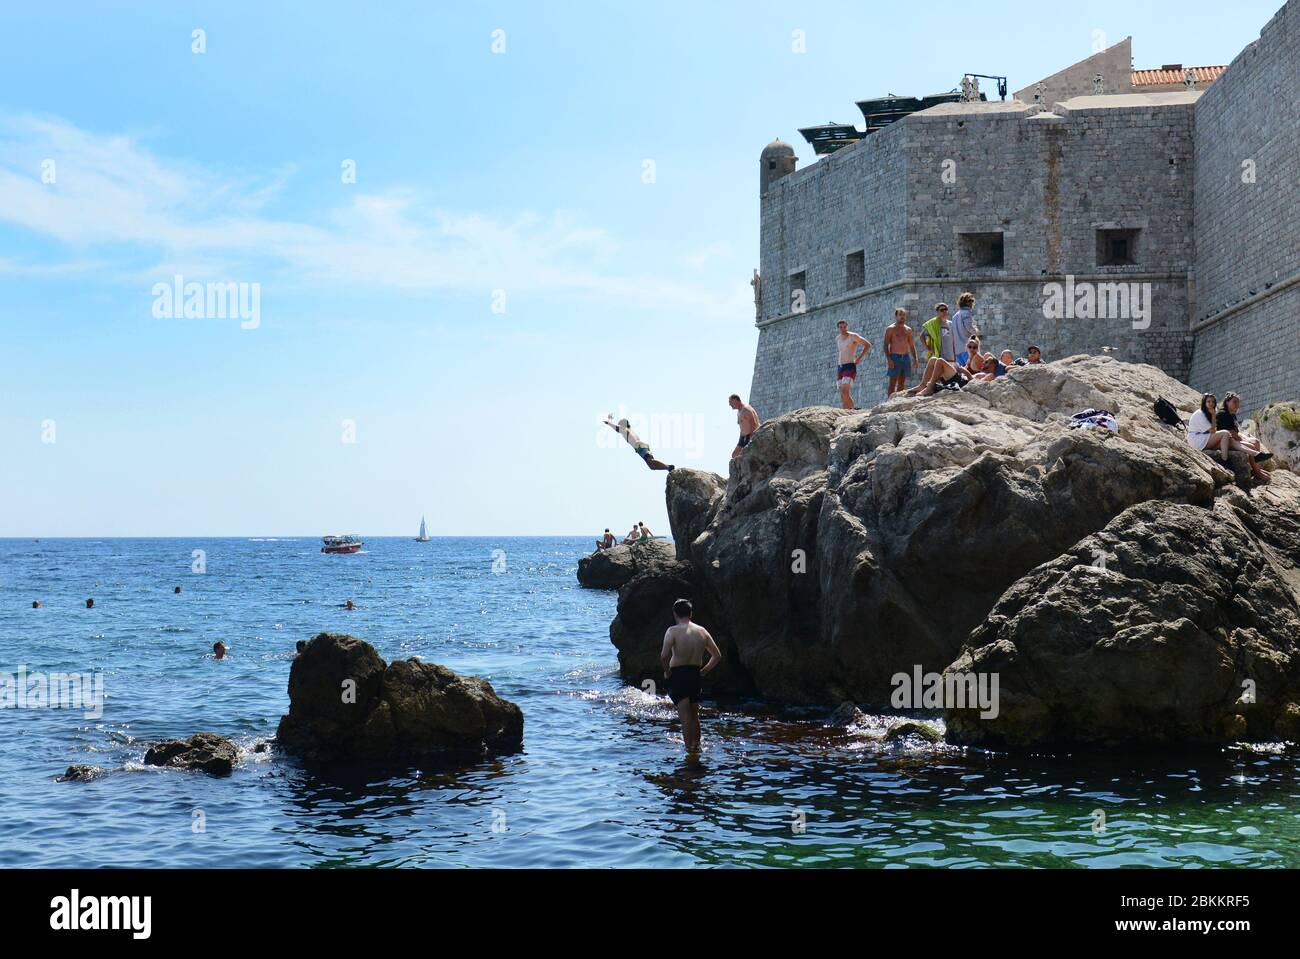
[905,355,970,397]
[1188,393,1234,463]
[1217,392,1273,485]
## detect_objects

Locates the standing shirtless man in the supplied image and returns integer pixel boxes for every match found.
[835,320,872,410]
[729,394,761,460]
[660,598,723,753]
[883,308,919,397]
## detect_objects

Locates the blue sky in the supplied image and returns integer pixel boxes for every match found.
[0,0,1281,535]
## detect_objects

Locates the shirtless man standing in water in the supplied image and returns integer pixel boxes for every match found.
[660,598,723,752]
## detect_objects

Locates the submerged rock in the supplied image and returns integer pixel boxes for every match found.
[883,720,943,744]
[609,356,1300,746]
[275,633,523,763]
[57,764,105,782]
[577,539,677,590]
[143,732,240,776]
[827,702,866,727]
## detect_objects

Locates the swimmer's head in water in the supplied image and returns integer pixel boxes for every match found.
[32,600,40,608]
[345,599,354,609]
[86,598,94,608]
[672,598,693,621]
[213,642,226,657]
[174,586,182,594]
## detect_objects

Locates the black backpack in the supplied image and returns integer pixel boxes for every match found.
[1154,397,1185,430]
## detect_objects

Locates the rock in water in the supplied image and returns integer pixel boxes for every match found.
[57,764,105,782]
[609,356,1300,746]
[577,540,677,590]
[883,719,943,744]
[827,702,866,727]
[276,633,523,762]
[1255,402,1300,474]
[945,494,1300,747]
[143,732,240,775]
[617,357,1231,704]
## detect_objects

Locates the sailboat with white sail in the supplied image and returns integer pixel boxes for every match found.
[415,516,430,542]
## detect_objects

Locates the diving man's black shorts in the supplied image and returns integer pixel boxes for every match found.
[667,665,702,705]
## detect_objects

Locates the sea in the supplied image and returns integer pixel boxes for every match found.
[0,536,1295,868]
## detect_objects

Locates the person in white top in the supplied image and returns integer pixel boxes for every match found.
[1187,394,1233,462]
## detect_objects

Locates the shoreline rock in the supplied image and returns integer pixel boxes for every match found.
[275,633,524,763]
[608,356,1300,747]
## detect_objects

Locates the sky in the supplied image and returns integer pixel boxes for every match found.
[0,0,1282,536]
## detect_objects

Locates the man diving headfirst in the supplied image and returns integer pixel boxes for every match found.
[603,416,674,472]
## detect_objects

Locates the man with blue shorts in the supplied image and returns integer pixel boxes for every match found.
[884,308,919,397]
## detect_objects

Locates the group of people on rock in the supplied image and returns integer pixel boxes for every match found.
[1188,392,1274,485]
[832,293,1045,407]
[594,522,655,550]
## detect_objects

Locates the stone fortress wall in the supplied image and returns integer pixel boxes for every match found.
[750,0,1298,418]
[1188,0,1300,411]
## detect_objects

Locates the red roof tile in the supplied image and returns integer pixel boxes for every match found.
[1132,65,1226,87]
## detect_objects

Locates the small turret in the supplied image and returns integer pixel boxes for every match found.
[760,139,797,195]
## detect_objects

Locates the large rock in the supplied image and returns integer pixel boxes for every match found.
[576,539,676,590]
[666,469,726,562]
[1255,401,1300,473]
[611,356,1287,718]
[276,633,523,762]
[143,732,240,775]
[944,488,1300,746]
[608,560,751,695]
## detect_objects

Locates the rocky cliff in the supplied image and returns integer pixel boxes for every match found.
[609,356,1300,746]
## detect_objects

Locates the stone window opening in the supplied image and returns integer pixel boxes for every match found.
[1097,228,1140,267]
[789,270,808,314]
[845,250,865,291]
[961,232,1005,270]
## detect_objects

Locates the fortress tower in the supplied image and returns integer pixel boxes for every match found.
[760,138,797,196]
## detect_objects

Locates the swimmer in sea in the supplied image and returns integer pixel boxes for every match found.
[660,598,722,753]
[86,598,94,609]
[213,641,228,660]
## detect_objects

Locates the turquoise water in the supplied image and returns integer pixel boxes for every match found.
[0,536,1296,868]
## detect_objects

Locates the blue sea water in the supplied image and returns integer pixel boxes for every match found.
[0,536,1296,869]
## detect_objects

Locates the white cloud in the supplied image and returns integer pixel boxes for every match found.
[0,114,744,316]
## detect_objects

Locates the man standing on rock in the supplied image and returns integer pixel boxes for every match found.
[835,320,872,410]
[729,394,761,460]
[951,292,980,367]
[884,308,919,397]
[660,598,723,753]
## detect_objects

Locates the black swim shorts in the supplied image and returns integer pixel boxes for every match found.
[666,665,702,705]
[738,434,752,448]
